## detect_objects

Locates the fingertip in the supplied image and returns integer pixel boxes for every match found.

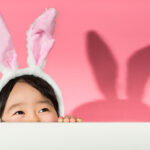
[70,117,76,122]
[76,118,83,122]
[64,118,70,122]
[58,117,63,122]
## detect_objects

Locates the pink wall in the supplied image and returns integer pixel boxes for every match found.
[0,0,150,121]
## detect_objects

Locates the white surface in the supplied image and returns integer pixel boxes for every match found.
[0,123,150,150]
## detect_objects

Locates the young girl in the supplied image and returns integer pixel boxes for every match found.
[0,75,82,122]
[0,8,82,122]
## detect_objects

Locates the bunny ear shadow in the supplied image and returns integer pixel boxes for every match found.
[26,8,58,69]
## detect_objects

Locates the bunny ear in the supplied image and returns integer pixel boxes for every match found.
[26,8,57,69]
[0,14,18,73]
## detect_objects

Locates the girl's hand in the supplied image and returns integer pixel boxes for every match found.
[58,115,83,122]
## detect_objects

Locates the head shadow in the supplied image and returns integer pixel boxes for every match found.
[71,30,150,122]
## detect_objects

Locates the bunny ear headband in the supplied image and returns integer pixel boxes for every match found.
[0,8,64,119]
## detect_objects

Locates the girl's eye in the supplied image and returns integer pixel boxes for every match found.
[14,111,24,115]
[39,108,49,113]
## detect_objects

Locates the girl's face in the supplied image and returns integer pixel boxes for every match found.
[1,81,58,122]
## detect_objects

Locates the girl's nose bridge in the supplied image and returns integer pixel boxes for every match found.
[27,112,40,122]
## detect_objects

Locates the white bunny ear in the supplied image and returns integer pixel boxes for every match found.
[26,8,57,69]
[0,14,18,73]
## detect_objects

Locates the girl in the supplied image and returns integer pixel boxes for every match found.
[0,75,82,122]
[0,8,82,122]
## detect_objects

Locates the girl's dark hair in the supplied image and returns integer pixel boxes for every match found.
[0,75,59,118]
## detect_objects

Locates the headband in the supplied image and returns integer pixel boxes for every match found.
[0,8,64,121]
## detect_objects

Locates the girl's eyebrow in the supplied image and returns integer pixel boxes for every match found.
[8,103,23,113]
[8,99,53,113]
[37,100,53,106]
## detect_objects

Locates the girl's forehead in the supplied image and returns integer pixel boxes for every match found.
[6,81,49,105]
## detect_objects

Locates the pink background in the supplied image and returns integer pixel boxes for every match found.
[0,0,150,122]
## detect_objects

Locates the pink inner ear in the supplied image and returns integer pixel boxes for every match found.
[32,31,55,65]
[29,8,56,66]
[1,39,17,69]
[32,31,42,64]
[0,15,17,70]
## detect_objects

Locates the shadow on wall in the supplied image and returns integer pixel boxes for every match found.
[71,30,150,122]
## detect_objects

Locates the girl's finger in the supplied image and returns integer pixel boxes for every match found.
[58,116,64,122]
[76,118,83,122]
[63,115,71,122]
[70,117,76,122]
[64,117,70,122]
